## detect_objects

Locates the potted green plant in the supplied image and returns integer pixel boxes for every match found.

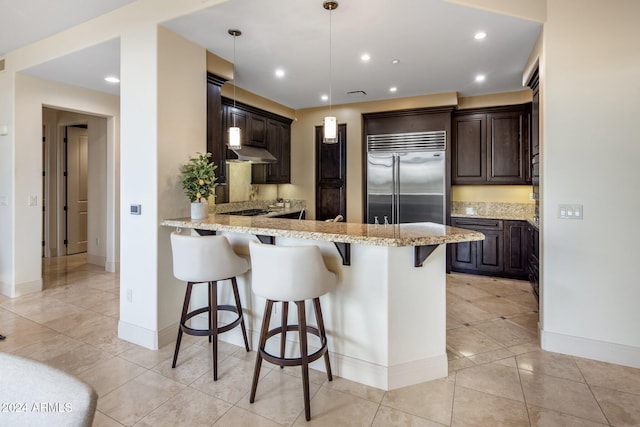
[181,152,218,219]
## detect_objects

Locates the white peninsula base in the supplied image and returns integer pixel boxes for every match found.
[209,233,447,391]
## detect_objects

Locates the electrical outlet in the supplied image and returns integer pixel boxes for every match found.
[126,289,133,303]
[28,195,37,206]
[0,196,6,206]
[95,237,100,247]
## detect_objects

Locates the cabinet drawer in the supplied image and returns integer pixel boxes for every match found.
[452,217,503,231]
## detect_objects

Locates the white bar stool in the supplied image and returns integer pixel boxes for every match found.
[170,232,250,380]
[248,241,337,421]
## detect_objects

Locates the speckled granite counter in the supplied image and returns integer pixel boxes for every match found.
[161,215,484,247]
[451,201,539,229]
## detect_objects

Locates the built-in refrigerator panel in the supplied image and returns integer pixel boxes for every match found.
[366,153,395,224]
[397,151,445,224]
[366,131,447,225]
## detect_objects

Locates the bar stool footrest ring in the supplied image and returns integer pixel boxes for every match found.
[259,325,329,367]
[180,305,243,337]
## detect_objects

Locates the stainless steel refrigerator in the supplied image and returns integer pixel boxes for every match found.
[366,131,446,224]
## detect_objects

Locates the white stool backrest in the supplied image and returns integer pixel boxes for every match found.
[249,241,336,301]
[170,232,249,283]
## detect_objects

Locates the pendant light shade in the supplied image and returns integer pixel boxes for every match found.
[228,29,242,148]
[323,1,339,144]
[228,126,241,148]
[323,116,337,142]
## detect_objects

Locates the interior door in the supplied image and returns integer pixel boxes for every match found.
[315,124,347,221]
[66,126,88,255]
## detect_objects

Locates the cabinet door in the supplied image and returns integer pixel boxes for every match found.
[266,120,290,183]
[452,114,486,184]
[477,229,504,273]
[252,119,291,184]
[247,113,267,148]
[487,110,527,184]
[207,76,227,183]
[504,220,528,278]
[451,240,477,270]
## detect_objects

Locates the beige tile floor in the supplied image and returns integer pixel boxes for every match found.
[1,254,639,426]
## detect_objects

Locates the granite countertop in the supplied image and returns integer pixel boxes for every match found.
[451,201,539,230]
[161,215,484,247]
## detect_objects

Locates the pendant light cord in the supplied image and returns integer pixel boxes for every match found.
[233,33,237,128]
[328,4,333,117]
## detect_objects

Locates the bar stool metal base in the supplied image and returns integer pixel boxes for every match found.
[250,298,332,421]
[172,277,250,381]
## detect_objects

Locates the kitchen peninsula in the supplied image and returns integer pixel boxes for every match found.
[161,214,483,390]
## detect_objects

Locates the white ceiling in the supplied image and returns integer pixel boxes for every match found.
[5,0,542,109]
[0,0,135,56]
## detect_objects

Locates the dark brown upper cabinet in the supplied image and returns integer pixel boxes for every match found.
[452,104,531,185]
[220,97,293,184]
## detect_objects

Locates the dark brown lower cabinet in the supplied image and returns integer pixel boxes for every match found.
[527,224,539,299]
[504,220,529,277]
[450,217,529,280]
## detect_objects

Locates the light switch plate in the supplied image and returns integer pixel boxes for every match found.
[559,204,583,219]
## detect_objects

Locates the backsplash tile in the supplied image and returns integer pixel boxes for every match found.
[452,201,535,220]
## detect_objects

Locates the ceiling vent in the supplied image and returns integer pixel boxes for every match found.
[347,90,367,98]
[0,59,5,72]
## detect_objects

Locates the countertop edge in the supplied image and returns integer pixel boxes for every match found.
[161,218,485,247]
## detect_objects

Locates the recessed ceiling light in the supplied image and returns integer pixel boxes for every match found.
[275,69,285,78]
[475,74,486,82]
[392,59,400,64]
[389,87,397,92]
[104,76,120,83]
[474,32,487,40]
[361,53,371,62]
[321,94,329,101]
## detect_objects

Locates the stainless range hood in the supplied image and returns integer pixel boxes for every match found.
[228,146,277,164]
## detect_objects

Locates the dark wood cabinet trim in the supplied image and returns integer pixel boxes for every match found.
[221,97,292,125]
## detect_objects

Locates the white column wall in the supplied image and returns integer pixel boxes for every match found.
[156,27,207,337]
[540,0,640,367]
[117,23,161,344]
[0,73,16,294]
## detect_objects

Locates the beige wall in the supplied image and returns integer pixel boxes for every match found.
[540,0,640,365]
[452,185,532,203]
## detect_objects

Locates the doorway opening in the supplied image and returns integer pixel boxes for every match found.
[41,107,114,290]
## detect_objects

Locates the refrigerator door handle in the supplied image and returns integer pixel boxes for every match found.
[394,154,401,224]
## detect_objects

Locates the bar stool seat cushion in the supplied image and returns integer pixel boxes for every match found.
[249,241,336,302]
[171,233,249,283]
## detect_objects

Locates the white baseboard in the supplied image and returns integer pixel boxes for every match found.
[117,320,180,351]
[0,279,42,298]
[541,329,640,369]
[118,320,161,350]
[388,354,448,390]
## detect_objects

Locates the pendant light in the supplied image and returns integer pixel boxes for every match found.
[323,1,338,144]
[228,29,242,148]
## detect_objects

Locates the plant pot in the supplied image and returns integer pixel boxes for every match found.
[190,201,208,220]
